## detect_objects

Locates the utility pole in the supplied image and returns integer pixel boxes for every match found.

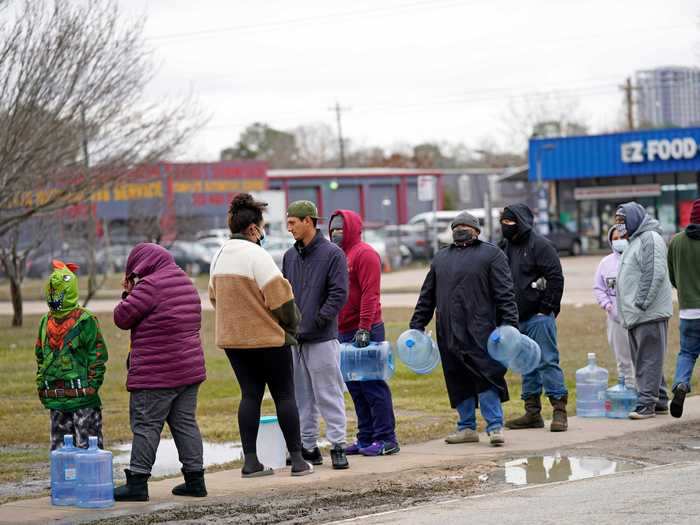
[329,101,349,168]
[620,77,637,130]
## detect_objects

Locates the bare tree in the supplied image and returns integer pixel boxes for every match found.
[0,0,202,323]
[292,122,339,167]
[501,93,589,153]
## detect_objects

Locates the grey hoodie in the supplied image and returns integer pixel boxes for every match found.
[616,202,673,329]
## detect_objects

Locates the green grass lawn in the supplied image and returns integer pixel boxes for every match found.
[0,304,685,486]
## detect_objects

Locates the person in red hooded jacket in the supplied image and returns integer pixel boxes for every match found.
[329,210,399,456]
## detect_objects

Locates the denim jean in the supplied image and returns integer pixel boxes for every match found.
[456,387,503,433]
[673,318,700,391]
[519,313,568,400]
[339,323,397,445]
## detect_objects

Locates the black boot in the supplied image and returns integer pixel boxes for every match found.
[330,445,349,470]
[505,395,545,430]
[549,395,569,432]
[172,469,207,497]
[114,469,150,502]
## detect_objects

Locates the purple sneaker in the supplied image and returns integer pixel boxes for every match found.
[345,442,363,455]
[359,441,400,457]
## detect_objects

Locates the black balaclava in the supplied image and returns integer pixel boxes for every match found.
[501,208,519,241]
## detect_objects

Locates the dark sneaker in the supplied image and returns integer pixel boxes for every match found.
[359,441,400,457]
[655,403,669,415]
[629,405,655,420]
[671,383,689,418]
[344,442,364,456]
[330,445,349,469]
[302,446,323,466]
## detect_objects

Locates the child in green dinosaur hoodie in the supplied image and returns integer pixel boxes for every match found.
[35,260,108,450]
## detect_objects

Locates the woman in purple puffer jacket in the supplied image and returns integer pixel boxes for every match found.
[112,243,207,502]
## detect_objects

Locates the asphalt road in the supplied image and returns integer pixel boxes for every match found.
[338,461,699,525]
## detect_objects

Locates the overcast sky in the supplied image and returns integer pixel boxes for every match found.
[120,0,699,161]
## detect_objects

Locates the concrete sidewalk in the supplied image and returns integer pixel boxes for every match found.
[3,396,700,525]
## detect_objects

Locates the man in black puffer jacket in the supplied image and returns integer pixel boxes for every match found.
[499,203,568,432]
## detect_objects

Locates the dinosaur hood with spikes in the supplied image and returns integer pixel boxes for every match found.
[45,260,80,317]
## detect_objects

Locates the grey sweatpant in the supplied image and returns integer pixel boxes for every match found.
[292,340,347,449]
[628,320,669,409]
[607,317,636,389]
[129,383,204,475]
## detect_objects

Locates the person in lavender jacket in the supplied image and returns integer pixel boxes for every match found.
[593,226,635,389]
[112,243,207,502]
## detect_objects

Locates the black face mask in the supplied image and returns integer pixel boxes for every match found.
[453,229,475,245]
[331,232,344,246]
[502,223,519,241]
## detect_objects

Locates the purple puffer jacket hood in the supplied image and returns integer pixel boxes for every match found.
[115,243,206,390]
[593,227,622,321]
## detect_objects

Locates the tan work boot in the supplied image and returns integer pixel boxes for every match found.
[505,395,545,429]
[445,428,479,444]
[549,395,568,432]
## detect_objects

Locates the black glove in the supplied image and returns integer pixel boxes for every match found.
[353,329,371,348]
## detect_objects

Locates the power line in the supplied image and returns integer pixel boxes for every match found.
[146,0,470,42]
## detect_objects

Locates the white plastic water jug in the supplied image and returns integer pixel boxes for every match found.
[575,353,609,417]
[51,435,78,506]
[339,341,394,381]
[256,416,286,469]
[396,329,440,374]
[487,325,541,375]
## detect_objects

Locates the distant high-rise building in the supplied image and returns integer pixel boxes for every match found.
[635,66,700,128]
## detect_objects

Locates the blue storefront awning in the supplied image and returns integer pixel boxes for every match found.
[529,126,700,181]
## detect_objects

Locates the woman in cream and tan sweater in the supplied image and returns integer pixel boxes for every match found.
[209,193,312,477]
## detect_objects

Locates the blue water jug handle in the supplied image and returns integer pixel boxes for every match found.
[490,331,501,343]
[406,339,415,348]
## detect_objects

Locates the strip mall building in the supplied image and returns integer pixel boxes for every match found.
[529,126,700,250]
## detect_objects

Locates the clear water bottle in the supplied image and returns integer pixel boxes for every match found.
[76,436,114,508]
[576,353,609,417]
[487,325,541,375]
[605,377,638,419]
[51,435,78,506]
[339,341,395,381]
[256,416,287,469]
[396,329,440,375]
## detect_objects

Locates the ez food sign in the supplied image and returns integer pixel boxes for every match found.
[621,137,698,164]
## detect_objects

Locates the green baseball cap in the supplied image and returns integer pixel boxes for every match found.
[287,200,321,220]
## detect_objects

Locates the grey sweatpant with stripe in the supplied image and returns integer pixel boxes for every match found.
[292,340,347,449]
[628,320,669,409]
[129,383,204,475]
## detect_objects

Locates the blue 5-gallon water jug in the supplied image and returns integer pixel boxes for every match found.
[340,341,395,381]
[487,325,541,375]
[51,435,78,506]
[605,377,638,419]
[76,436,114,508]
[396,329,440,374]
[576,353,609,417]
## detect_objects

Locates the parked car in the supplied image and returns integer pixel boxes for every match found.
[166,241,212,275]
[264,235,295,269]
[406,211,462,259]
[545,221,582,256]
[95,244,134,274]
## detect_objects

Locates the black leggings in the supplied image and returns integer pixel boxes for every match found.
[225,346,302,454]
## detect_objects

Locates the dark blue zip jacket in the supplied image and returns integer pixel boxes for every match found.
[283,230,349,344]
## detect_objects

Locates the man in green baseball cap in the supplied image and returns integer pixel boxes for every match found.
[283,200,351,470]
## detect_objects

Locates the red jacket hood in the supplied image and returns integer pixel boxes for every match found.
[329,209,363,252]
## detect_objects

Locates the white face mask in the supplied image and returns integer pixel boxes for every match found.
[612,239,628,253]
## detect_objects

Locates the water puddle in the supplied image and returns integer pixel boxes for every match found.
[114,440,243,477]
[682,440,700,450]
[504,454,638,486]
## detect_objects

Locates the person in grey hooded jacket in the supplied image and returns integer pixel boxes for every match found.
[615,202,673,420]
